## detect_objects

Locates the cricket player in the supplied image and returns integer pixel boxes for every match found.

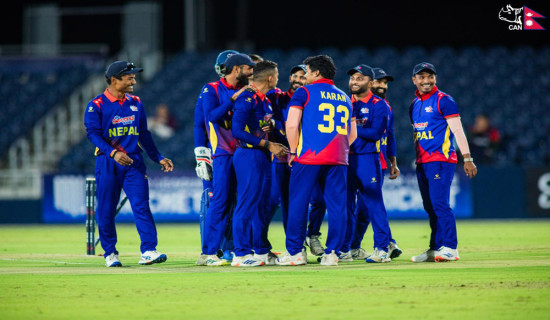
[349,67,402,260]
[84,61,174,267]
[277,55,357,266]
[194,50,239,265]
[201,53,255,266]
[266,64,307,232]
[231,60,288,267]
[409,62,477,262]
[343,64,391,263]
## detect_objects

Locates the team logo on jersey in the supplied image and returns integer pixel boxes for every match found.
[246,97,252,103]
[112,115,135,125]
[130,105,138,111]
[499,5,546,30]
[371,177,377,183]
[361,107,369,114]
[414,122,429,131]
[88,106,94,112]
[425,106,433,113]
[434,174,441,180]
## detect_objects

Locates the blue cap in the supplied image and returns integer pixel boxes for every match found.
[413,62,437,76]
[290,64,307,74]
[372,68,394,81]
[347,64,374,78]
[105,61,143,79]
[215,50,239,77]
[223,53,256,73]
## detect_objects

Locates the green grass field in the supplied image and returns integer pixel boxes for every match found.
[1,220,549,320]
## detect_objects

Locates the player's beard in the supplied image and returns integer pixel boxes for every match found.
[290,81,302,91]
[371,87,386,99]
[236,72,249,86]
[350,85,368,95]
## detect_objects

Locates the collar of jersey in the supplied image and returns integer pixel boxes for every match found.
[415,86,438,101]
[250,85,266,100]
[352,91,373,104]
[104,89,128,103]
[310,78,334,85]
[220,77,241,90]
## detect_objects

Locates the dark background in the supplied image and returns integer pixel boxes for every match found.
[2,0,548,55]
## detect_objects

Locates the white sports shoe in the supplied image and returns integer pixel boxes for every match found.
[276,250,307,266]
[196,254,207,266]
[138,250,167,265]
[254,252,278,265]
[411,249,436,262]
[305,235,325,256]
[434,246,460,262]
[320,250,339,266]
[105,252,122,267]
[366,248,391,263]
[231,254,265,267]
[205,255,228,266]
[388,242,403,259]
[351,248,370,260]
[338,251,354,262]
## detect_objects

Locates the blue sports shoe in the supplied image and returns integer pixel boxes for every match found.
[138,250,167,265]
[222,250,234,262]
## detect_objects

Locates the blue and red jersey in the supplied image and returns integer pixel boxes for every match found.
[351,91,389,155]
[84,89,163,162]
[232,89,274,148]
[288,79,353,165]
[380,101,396,170]
[409,86,459,164]
[202,78,239,157]
[193,88,210,149]
[267,87,293,163]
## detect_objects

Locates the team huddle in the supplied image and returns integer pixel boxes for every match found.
[192,52,478,267]
[85,52,477,268]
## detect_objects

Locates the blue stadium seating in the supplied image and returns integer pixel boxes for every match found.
[38,46,550,172]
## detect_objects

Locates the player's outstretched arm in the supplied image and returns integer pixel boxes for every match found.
[447,116,477,178]
[285,107,303,167]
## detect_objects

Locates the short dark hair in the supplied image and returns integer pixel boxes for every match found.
[248,53,264,63]
[106,75,122,85]
[303,55,336,80]
[253,60,277,82]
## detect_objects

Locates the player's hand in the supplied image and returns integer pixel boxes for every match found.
[261,119,275,132]
[268,142,289,158]
[288,154,295,167]
[389,164,400,180]
[194,147,213,181]
[114,152,133,166]
[464,161,477,179]
[231,86,253,101]
[160,158,174,172]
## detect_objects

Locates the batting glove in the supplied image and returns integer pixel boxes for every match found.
[194,147,213,181]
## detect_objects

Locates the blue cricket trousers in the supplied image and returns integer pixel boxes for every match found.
[286,163,347,256]
[203,155,236,255]
[416,162,458,249]
[95,153,157,256]
[344,153,390,252]
[307,184,326,237]
[351,168,396,249]
[232,148,271,256]
[199,180,213,249]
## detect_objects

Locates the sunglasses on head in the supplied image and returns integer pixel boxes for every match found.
[115,63,136,77]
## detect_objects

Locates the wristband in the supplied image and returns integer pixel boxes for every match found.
[111,150,118,158]
[230,97,235,103]
[290,152,297,156]
[264,140,270,149]
[464,157,474,162]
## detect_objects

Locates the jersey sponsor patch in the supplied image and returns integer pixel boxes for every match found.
[130,105,138,111]
[425,106,433,113]
[360,107,369,114]
[414,122,429,130]
[112,115,135,125]
[88,106,94,112]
